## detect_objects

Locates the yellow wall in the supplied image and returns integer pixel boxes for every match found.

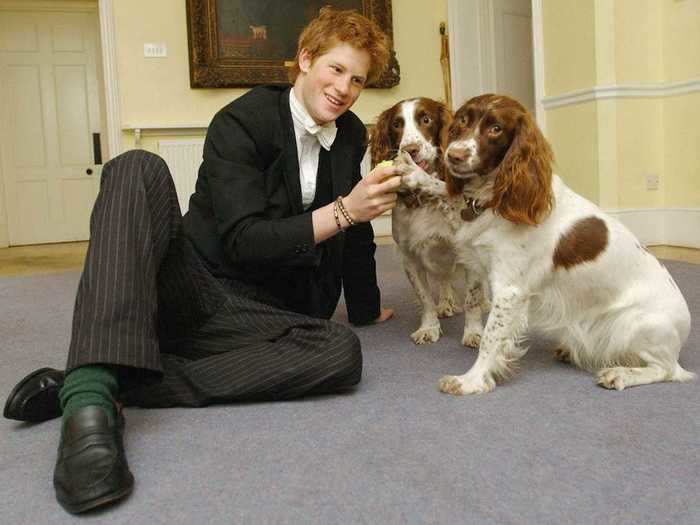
[114,0,448,150]
[663,0,700,208]
[545,102,599,202]
[664,0,700,82]
[542,0,699,212]
[542,0,596,96]
[615,98,665,208]
[663,93,700,208]
[614,0,663,84]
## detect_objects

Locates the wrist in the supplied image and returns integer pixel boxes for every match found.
[332,200,348,232]
[336,196,356,227]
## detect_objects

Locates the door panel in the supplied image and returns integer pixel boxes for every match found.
[55,65,92,165]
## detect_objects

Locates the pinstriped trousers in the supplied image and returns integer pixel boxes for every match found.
[66,150,362,408]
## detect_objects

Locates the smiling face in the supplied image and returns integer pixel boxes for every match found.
[444,95,523,179]
[293,42,370,125]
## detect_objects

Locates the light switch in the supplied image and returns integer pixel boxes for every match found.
[144,43,167,58]
[645,174,659,191]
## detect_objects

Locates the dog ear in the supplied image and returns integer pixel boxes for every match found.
[369,106,397,168]
[489,111,554,225]
[435,103,453,182]
[440,109,467,196]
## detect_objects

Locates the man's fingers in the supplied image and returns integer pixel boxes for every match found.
[370,175,402,196]
[367,165,401,184]
[377,199,397,214]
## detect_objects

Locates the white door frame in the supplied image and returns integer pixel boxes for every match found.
[97,0,122,159]
[447,0,546,132]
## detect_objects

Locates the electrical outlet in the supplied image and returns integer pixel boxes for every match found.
[144,43,167,58]
[645,174,659,191]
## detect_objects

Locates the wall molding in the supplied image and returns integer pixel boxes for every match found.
[543,78,700,110]
[606,208,700,248]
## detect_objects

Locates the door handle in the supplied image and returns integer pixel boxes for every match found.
[92,133,102,165]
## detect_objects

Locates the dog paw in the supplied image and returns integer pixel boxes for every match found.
[596,367,630,391]
[438,374,495,395]
[398,169,422,190]
[461,331,481,349]
[553,347,571,363]
[410,325,441,344]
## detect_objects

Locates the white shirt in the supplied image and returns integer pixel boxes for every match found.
[289,89,337,210]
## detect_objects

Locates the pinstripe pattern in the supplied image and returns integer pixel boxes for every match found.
[67,150,362,408]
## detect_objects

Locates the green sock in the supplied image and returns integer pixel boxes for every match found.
[59,365,119,426]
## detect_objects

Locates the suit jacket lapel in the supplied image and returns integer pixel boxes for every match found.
[279,88,304,214]
[330,132,353,199]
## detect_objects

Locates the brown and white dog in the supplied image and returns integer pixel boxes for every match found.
[371,97,487,346]
[401,94,692,393]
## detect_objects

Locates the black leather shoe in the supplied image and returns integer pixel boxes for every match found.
[3,367,64,422]
[54,406,134,514]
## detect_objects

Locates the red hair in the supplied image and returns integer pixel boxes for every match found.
[288,7,390,85]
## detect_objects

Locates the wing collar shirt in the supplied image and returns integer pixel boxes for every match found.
[289,88,337,210]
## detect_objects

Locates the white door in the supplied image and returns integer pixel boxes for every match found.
[492,0,535,112]
[0,4,102,245]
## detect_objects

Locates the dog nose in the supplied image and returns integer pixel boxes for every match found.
[448,147,468,164]
[401,144,420,159]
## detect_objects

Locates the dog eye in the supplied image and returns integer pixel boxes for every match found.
[392,119,403,129]
[490,125,502,134]
[422,115,431,125]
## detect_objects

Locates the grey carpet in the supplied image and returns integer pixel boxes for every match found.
[1,245,699,524]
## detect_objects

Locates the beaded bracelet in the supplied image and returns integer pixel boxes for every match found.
[336,196,355,227]
[333,199,345,231]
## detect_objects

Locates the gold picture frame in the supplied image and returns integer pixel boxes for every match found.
[186,0,400,88]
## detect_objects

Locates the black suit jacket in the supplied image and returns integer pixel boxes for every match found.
[183,85,381,325]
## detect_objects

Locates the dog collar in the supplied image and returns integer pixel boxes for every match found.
[461,196,484,222]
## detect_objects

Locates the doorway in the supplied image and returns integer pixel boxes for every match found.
[448,0,537,113]
[0,0,105,246]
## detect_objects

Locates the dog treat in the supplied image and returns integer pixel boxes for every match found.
[376,160,394,168]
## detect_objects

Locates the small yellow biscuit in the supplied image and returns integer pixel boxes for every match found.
[376,160,394,168]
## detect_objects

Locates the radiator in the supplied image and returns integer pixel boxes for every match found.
[157,138,204,213]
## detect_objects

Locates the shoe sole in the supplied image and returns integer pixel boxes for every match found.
[58,477,134,514]
[3,367,62,422]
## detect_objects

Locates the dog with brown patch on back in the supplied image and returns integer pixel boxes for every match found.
[370,97,488,346]
[399,93,693,393]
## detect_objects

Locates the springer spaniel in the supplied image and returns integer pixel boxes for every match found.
[401,94,693,393]
[370,97,487,346]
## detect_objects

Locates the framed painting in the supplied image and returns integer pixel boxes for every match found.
[186,0,400,88]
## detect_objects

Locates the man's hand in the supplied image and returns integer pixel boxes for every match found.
[342,165,402,223]
[373,307,394,324]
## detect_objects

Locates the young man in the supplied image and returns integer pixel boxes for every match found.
[3,8,401,514]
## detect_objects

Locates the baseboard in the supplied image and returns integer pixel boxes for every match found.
[374,209,700,249]
[605,208,700,248]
